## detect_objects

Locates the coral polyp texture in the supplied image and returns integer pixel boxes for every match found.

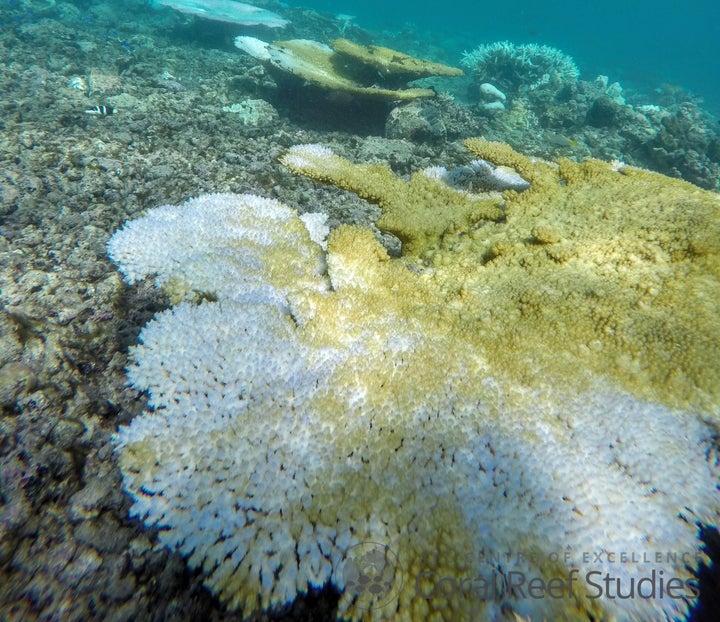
[109,142,720,622]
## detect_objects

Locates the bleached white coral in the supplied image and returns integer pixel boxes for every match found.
[155,0,289,28]
[233,35,272,61]
[117,298,349,611]
[278,143,337,171]
[478,82,506,101]
[110,192,720,622]
[299,211,330,249]
[107,193,328,306]
[421,165,448,182]
[234,37,336,86]
[423,158,531,193]
[461,40,579,93]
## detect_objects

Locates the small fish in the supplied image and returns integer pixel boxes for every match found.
[544,131,577,149]
[84,105,115,116]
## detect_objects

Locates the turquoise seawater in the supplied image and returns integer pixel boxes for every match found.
[294,0,720,113]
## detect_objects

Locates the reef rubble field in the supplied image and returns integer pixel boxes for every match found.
[1,2,719,621]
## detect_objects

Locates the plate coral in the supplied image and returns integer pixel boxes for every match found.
[107,141,720,621]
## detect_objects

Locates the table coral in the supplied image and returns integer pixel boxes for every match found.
[155,0,289,28]
[281,139,720,412]
[329,37,463,86]
[233,37,455,101]
[279,143,505,256]
[108,143,720,622]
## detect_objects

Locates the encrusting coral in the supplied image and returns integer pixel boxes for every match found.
[108,142,720,622]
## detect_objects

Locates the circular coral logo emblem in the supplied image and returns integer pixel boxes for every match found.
[337,542,402,610]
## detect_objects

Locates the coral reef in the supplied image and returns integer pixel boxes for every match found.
[234,36,462,101]
[108,142,720,622]
[330,37,463,86]
[639,103,720,190]
[422,157,531,193]
[282,139,720,410]
[458,51,720,190]
[155,0,289,28]
[279,143,504,255]
[461,41,579,100]
[458,42,584,152]
[1,0,718,619]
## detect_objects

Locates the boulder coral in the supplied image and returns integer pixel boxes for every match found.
[108,142,720,622]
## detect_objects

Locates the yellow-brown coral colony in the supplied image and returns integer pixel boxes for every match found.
[329,37,464,83]
[233,36,464,101]
[109,142,720,622]
[282,140,720,412]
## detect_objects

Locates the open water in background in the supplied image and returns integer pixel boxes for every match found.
[293,0,720,113]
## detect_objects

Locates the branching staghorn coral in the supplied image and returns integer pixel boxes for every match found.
[109,143,720,622]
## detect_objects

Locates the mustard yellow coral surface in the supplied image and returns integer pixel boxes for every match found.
[233,36,438,100]
[282,140,720,413]
[329,37,464,81]
[108,144,720,622]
